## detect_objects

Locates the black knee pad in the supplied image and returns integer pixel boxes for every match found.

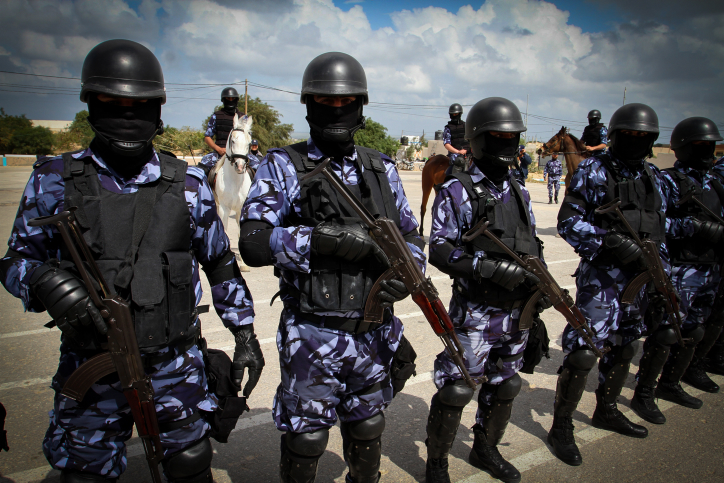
[60,470,117,482]
[566,348,597,371]
[162,438,213,483]
[345,413,385,441]
[437,379,475,407]
[495,373,522,400]
[682,325,705,346]
[614,339,640,363]
[285,428,330,457]
[650,325,678,346]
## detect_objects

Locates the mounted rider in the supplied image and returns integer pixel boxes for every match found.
[443,103,470,175]
[581,109,609,155]
[248,139,262,171]
[198,87,244,177]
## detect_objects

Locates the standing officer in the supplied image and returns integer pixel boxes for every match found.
[516,146,532,183]
[0,40,263,482]
[443,103,470,174]
[238,52,425,483]
[248,139,262,171]
[198,87,243,177]
[425,97,549,483]
[543,154,563,204]
[581,109,608,155]
[548,103,665,466]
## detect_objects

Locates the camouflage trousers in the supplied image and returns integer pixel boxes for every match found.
[43,342,216,478]
[547,177,561,199]
[272,308,402,434]
[670,263,721,329]
[199,152,220,169]
[433,292,528,427]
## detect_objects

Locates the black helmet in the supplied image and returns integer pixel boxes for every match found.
[465,97,526,167]
[608,103,659,134]
[301,52,368,104]
[670,117,722,149]
[80,39,165,104]
[221,87,240,101]
[587,109,602,120]
[449,103,463,115]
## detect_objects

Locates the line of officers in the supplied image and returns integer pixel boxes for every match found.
[1,39,722,483]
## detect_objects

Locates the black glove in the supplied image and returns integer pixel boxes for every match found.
[377,279,410,308]
[311,222,388,265]
[475,258,530,291]
[231,324,265,397]
[535,295,552,314]
[29,262,107,343]
[692,219,724,245]
[603,232,643,266]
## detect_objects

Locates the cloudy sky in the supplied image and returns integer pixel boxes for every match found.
[1,0,722,143]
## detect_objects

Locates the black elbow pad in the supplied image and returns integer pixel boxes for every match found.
[238,220,274,267]
[202,251,242,286]
[429,241,475,279]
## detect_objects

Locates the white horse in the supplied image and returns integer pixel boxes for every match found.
[211,113,254,272]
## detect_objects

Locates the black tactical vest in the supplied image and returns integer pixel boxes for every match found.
[665,168,724,265]
[446,121,469,151]
[581,123,604,150]
[592,154,666,265]
[63,153,196,353]
[214,109,239,149]
[450,172,541,303]
[281,142,401,314]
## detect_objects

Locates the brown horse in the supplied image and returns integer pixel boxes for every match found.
[419,154,452,237]
[538,126,591,187]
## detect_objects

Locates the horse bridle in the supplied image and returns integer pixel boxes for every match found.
[227,125,250,169]
[540,132,588,156]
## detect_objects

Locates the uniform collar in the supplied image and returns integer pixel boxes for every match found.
[77,147,162,185]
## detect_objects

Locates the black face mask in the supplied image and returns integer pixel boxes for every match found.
[250,147,258,155]
[471,132,521,167]
[610,131,655,169]
[223,100,237,114]
[675,142,716,171]
[473,156,510,185]
[307,98,365,159]
[450,114,462,125]
[589,117,600,126]
[88,96,162,177]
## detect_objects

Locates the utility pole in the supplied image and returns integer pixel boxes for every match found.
[245,79,248,115]
[622,86,626,106]
[524,94,529,129]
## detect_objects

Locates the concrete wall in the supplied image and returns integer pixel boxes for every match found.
[2,155,36,166]
[30,120,72,132]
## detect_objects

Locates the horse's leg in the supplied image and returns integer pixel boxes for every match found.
[420,167,435,238]
[236,172,251,272]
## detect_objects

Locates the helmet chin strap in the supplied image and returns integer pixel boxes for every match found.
[306,117,366,143]
[88,118,164,158]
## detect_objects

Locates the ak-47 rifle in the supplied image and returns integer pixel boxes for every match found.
[302,159,483,389]
[28,208,164,483]
[462,218,608,358]
[594,198,692,346]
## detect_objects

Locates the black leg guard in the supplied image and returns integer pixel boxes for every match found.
[683,319,724,393]
[591,341,648,438]
[280,429,330,483]
[341,413,385,483]
[60,470,117,482]
[162,438,213,483]
[632,327,676,424]
[469,374,522,483]
[548,349,596,466]
[704,329,724,375]
[657,325,705,408]
[425,380,475,483]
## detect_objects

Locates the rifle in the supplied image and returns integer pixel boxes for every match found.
[462,219,608,358]
[675,187,724,225]
[28,208,164,483]
[594,198,692,346]
[302,158,483,389]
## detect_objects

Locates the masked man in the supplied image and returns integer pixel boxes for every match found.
[248,139,262,171]
[543,154,563,204]
[238,52,424,483]
[0,40,263,482]
[443,103,470,175]
[198,87,243,177]
[549,103,668,467]
[640,118,724,408]
[425,97,551,483]
[581,109,609,155]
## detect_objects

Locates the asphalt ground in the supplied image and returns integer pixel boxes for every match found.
[0,166,722,482]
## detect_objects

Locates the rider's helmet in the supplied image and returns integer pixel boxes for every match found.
[587,109,602,126]
[670,117,722,169]
[221,87,240,101]
[465,97,526,167]
[608,103,659,168]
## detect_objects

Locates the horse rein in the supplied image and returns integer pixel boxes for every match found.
[227,126,250,167]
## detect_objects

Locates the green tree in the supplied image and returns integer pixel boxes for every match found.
[202,97,293,154]
[153,126,205,157]
[419,132,429,148]
[0,108,54,154]
[54,110,93,151]
[354,118,400,157]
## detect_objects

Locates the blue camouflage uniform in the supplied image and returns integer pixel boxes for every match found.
[1,148,254,478]
[240,138,426,434]
[544,158,563,199]
[429,162,536,418]
[581,125,609,154]
[557,150,670,385]
[199,115,221,170]
[443,126,460,163]
[247,151,262,171]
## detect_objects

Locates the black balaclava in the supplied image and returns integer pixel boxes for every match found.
[675,142,716,171]
[610,131,656,170]
[589,117,600,127]
[471,132,521,185]
[306,97,365,159]
[88,95,163,178]
[450,113,462,125]
[250,145,259,155]
[223,99,237,114]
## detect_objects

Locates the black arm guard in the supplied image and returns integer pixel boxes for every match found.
[692,219,724,245]
[238,220,274,267]
[201,250,242,286]
[475,258,528,291]
[429,240,475,279]
[603,232,643,266]
[28,261,89,319]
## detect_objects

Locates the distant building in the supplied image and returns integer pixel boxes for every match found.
[30,120,72,132]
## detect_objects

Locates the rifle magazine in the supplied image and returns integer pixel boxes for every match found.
[60,351,116,401]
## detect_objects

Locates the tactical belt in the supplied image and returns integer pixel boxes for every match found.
[286,305,389,334]
[139,305,210,368]
[158,411,202,434]
[453,283,526,311]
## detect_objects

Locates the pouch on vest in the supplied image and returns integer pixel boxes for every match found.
[520,315,550,374]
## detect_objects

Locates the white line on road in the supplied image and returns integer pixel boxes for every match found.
[0,327,59,339]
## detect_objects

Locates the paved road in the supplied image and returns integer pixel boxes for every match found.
[0,166,722,482]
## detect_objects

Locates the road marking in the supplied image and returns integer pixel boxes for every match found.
[545,258,579,265]
[0,327,59,339]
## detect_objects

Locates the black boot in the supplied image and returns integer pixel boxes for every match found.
[657,326,704,409]
[555,196,559,204]
[469,425,520,483]
[425,396,466,483]
[704,347,724,376]
[341,414,385,483]
[591,388,648,438]
[656,381,703,408]
[630,385,664,424]
[549,197,552,204]
[682,320,723,393]
[631,335,671,424]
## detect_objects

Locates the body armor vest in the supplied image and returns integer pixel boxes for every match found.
[63,152,196,353]
[665,168,724,265]
[592,154,666,265]
[213,109,239,149]
[446,121,469,151]
[581,123,604,150]
[281,142,401,315]
[450,172,541,303]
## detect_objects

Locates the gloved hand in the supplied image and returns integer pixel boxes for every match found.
[231,324,265,397]
[691,219,724,245]
[535,295,552,314]
[377,279,410,308]
[474,258,530,291]
[311,222,388,265]
[603,232,643,266]
[29,262,107,343]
